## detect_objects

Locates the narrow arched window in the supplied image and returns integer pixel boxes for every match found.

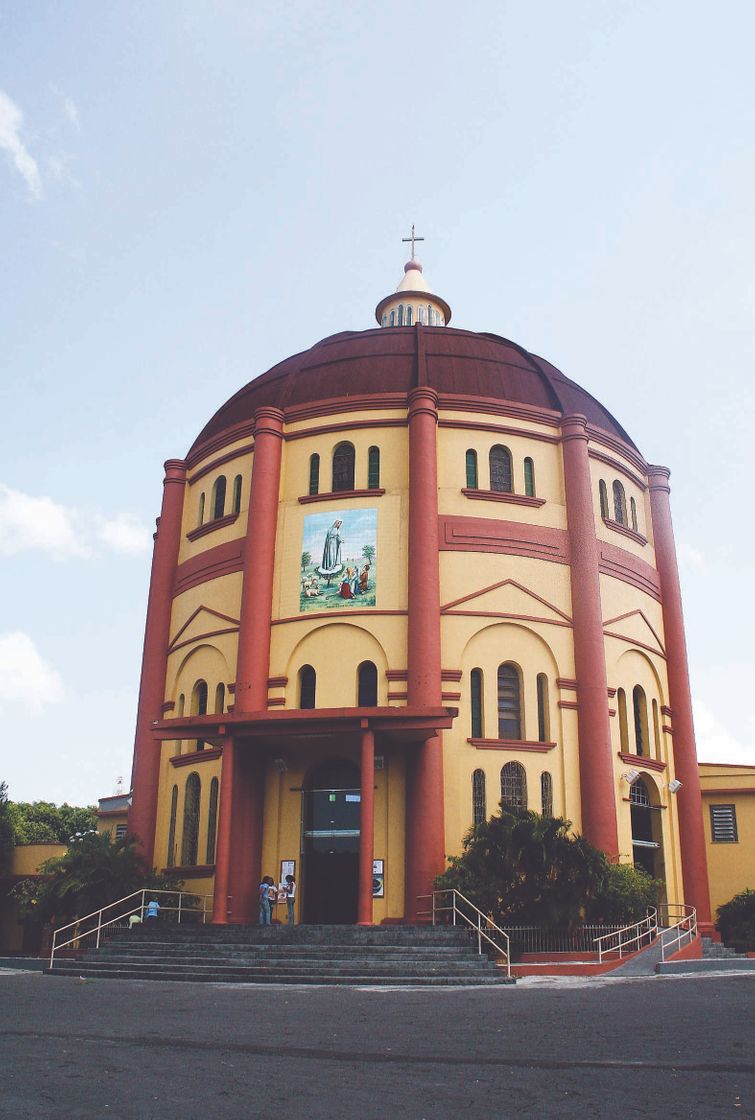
[398,304,404,326]
[166,784,178,867]
[489,445,513,493]
[427,304,433,324]
[232,474,242,515]
[211,476,226,521]
[198,493,206,527]
[465,449,478,489]
[652,699,661,759]
[406,306,413,326]
[497,663,522,739]
[472,769,486,826]
[470,668,483,738]
[541,771,553,817]
[358,661,378,707]
[214,683,225,714]
[308,453,320,496]
[630,496,638,531]
[536,673,549,742]
[629,777,651,806]
[299,665,316,710]
[418,307,425,324]
[501,761,527,809]
[181,773,201,866]
[382,314,387,327]
[599,480,609,519]
[524,457,536,497]
[206,777,219,864]
[332,442,355,492]
[368,446,380,489]
[613,480,627,525]
[617,688,629,752]
[192,680,208,752]
[389,310,395,326]
[633,685,648,757]
[175,693,185,756]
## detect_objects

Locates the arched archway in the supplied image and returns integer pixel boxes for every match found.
[302,758,361,924]
[629,776,665,884]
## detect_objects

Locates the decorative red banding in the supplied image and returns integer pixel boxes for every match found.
[441,669,463,682]
[558,700,579,710]
[439,515,570,565]
[556,678,579,691]
[168,626,239,656]
[170,747,223,768]
[461,488,546,508]
[188,444,254,485]
[602,517,648,547]
[598,543,661,601]
[588,448,648,491]
[298,488,385,505]
[286,418,406,442]
[267,698,285,707]
[438,417,560,444]
[267,676,288,688]
[173,539,245,598]
[272,609,407,626]
[186,512,240,542]
[468,738,556,752]
[617,751,666,773]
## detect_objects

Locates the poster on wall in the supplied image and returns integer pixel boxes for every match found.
[300,508,377,612]
[372,859,384,898]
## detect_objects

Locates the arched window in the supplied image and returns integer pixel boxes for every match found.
[212,476,227,521]
[599,480,609,519]
[497,663,521,739]
[541,771,553,817]
[501,761,527,809]
[472,769,486,826]
[406,306,413,326]
[166,784,178,867]
[613,480,627,525]
[465,449,478,489]
[427,304,433,324]
[389,310,395,326]
[633,685,648,757]
[358,661,378,707]
[332,442,355,492]
[382,314,387,327]
[617,688,629,752]
[524,457,536,497]
[418,307,425,324]
[192,680,208,752]
[214,683,225,714]
[470,668,483,738]
[629,778,651,806]
[489,445,513,493]
[397,304,404,326]
[630,496,638,532]
[232,475,242,515]
[299,665,316,710]
[206,777,219,864]
[536,674,549,742]
[181,773,201,866]
[198,493,206,527]
[308,453,320,496]
[652,699,661,759]
[368,446,380,489]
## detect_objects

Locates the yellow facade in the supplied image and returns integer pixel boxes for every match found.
[699,763,755,917]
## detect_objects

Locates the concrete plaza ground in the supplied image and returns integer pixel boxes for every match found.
[2,969,753,1119]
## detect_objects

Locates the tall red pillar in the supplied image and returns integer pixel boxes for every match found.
[129,459,186,865]
[405,377,445,921]
[357,725,375,925]
[648,466,712,929]
[561,416,619,858]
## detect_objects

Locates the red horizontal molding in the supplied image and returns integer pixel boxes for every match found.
[173,539,245,598]
[461,488,546,508]
[267,698,285,707]
[556,678,578,691]
[441,691,462,702]
[272,609,407,626]
[617,751,666,773]
[438,417,560,444]
[267,676,288,688]
[186,512,240,542]
[589,448,647,491]
[442,669,463,682]
[558,700,579,710]
[700,787,755,796]
[286,418,406,442]
[170,747,223,768]
[387,692,408,701]
[439,515,570,565]
[154,706,458,744]
[385,669,408,681]
[188,443,254,485]
[598,543,661,601]
[298,488,385,505]
[602,517,648,547]
[468,738,556,752]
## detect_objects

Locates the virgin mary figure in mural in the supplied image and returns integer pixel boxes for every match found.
[317,519,344,583]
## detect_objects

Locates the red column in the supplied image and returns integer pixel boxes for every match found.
[129,459,187,865]
[648,466,712,929]
[212,737,235,924]
[235,406,285,713]
[405,383,445,921]
[561,416,619,858]
[357,725,375,925]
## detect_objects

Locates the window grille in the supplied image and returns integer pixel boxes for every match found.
[501,761,527,809]
[332,442,355,492]
[613,480,627,525]
[489,445,512,493]
[472,769,486,826]
[629,778,651,807]
[497,663,521,739]
[115,823,127,840]
[540,771,553,817]
[710,804,738,843]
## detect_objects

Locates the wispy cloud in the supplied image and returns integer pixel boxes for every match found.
[0,89,42,199]
[0,484,150,559]
[47,152,80,189]
[0,632,64,715]
[693,699,755,766]
[63,96,80,131]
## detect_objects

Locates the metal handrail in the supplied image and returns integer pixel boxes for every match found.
[49,887,213,967]
[658,903,697,961]
[421,889,511,979]
[593,907,659,963]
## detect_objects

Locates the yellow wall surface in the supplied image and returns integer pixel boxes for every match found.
[700,764,755,917]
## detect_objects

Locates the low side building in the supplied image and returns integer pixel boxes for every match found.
[699,762,755,919]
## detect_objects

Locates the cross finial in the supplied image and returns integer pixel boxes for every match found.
[402,224,424,260]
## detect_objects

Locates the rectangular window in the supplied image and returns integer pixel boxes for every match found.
[115,824,127,840]
[710,804,738,843]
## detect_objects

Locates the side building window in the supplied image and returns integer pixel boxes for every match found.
[465,449,478,489]
[489,445,512,493]
[472,769,486,826]
[710,805,738,843]
[332,442,355,492]
[497,663,522,739]
[501,761,527,809]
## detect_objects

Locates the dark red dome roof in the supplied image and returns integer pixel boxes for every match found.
[189,326,636,456]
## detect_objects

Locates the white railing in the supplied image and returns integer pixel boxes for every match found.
[49,887,213,968]
[421,889,511,979]
[593,907,659,963]
[658,903,697,961]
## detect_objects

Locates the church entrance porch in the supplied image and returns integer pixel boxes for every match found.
[301,759,361,925]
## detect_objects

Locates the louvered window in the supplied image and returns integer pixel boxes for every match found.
[710,804,738,843]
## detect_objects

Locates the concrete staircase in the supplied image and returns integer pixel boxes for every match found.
[46,924,513,986]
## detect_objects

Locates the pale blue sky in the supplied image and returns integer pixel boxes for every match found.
[1,1,753,804]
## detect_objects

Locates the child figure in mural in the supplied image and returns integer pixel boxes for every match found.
[339,566,355,599]
[359,564,370,593]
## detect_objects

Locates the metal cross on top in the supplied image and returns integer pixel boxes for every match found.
[402,224,424,259]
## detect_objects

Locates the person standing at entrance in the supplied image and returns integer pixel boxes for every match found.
[285,874,296,926]
[258,877,272,926]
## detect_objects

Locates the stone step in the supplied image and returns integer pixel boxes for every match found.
[95,944,469,960]
[47,964,510,986]
[60,958,495,977]
[109,927,471,946]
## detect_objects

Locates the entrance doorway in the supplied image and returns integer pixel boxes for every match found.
[630,777,665,882]
[302,759,361,924]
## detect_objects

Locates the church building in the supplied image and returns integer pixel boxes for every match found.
[129,241,712,931]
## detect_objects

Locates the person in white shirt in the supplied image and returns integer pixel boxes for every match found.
[285,875,296,926]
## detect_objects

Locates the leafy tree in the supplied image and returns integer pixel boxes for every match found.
[0,782,15,874]
[362,544,375,564]
[8,801,97,845]
[301,551,312,572]
[435,805,660,931]
[12,831,177,925]
[584,861,662,924]
[716,889,755,951]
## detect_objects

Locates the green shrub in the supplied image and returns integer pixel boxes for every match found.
[716,889,755,951]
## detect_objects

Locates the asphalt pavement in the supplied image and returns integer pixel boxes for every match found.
[2,969,753,1119]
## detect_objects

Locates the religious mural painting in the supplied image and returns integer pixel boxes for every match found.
[300,509,377,612]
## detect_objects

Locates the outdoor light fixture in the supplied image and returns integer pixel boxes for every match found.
[622,768,640,784]
[668,779,683,794]
[273,758,288,773]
